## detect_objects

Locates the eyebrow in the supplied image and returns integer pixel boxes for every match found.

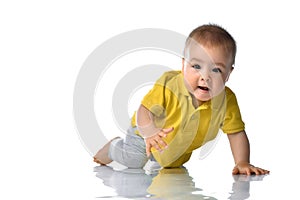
[214,62,227,69]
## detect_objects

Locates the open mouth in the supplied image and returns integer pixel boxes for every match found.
[198,86,209,91]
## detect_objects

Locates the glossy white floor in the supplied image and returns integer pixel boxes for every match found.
[3,132,299,200]
[88,134,298,200]
[93,164,267,200]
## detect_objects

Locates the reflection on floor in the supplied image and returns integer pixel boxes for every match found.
[94,165,267,199]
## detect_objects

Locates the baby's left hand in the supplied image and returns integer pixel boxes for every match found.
[232,161,270,175]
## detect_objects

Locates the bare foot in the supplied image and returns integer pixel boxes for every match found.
[93,137,120,165]
[93,157,106,165]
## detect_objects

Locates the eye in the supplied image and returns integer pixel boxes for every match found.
[192,64,201,70]
[212,68,222,73]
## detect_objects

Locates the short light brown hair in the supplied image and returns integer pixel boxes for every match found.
[184,24,237,66]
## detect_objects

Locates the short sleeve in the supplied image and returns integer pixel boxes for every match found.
[141,83,167,117]
[221,88,245,134]
[141,71,180,117]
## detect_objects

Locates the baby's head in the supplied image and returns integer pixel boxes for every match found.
[182,24,236,104]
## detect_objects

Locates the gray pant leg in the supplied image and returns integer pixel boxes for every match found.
[108,126,148,168]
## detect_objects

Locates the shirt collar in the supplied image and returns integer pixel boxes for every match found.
[176,72,190,97]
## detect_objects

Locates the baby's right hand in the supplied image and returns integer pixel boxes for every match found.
[144,127,174,157]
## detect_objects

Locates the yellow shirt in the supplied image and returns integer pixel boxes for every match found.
[131,70,245,167]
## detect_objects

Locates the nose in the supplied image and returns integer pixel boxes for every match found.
[199,69,210,82]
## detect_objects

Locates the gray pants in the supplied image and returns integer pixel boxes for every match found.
[108,126,149,168]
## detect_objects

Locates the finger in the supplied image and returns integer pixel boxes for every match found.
[158,127,174,138]
[154,134,165,142]
[255,167,265,175]
[162,127,174,133]
[258,168,270,175]
[146,147,150,157]
[250,167,260,175]
[156,137,168,148]
[146,143,151,157]
[259,167,270,174]
[246,168,251,176]
[232,167,239,175]
[150,140,162,152]
[158,131,168,138]
[252,166,270,175]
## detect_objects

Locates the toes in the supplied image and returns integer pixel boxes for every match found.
[93,157,105,165]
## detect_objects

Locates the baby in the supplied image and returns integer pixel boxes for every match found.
[94,24,270,175]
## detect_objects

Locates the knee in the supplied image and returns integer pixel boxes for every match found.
[123,154,148,168]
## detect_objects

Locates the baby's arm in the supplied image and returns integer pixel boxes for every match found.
[136,104,173,157]
[227,131,270,175]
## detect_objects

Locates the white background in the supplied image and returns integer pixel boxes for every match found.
[1,0,300,199]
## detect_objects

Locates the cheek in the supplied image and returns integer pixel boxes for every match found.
[184,72,199,90]
[211,73,227,85]
[211,79,226,95]
[185,69,196,79]
[188,73,200,85]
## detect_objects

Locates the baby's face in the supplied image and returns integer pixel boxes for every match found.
[182,41,233,104]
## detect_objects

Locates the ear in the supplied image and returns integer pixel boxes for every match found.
[225,66,234,82]
[182,58,185,72]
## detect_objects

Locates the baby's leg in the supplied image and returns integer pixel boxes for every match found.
[94,127,148,168]
[93,137,120,165]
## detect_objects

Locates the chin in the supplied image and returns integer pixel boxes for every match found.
[194,94,212,102]
[193,90,211,101]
